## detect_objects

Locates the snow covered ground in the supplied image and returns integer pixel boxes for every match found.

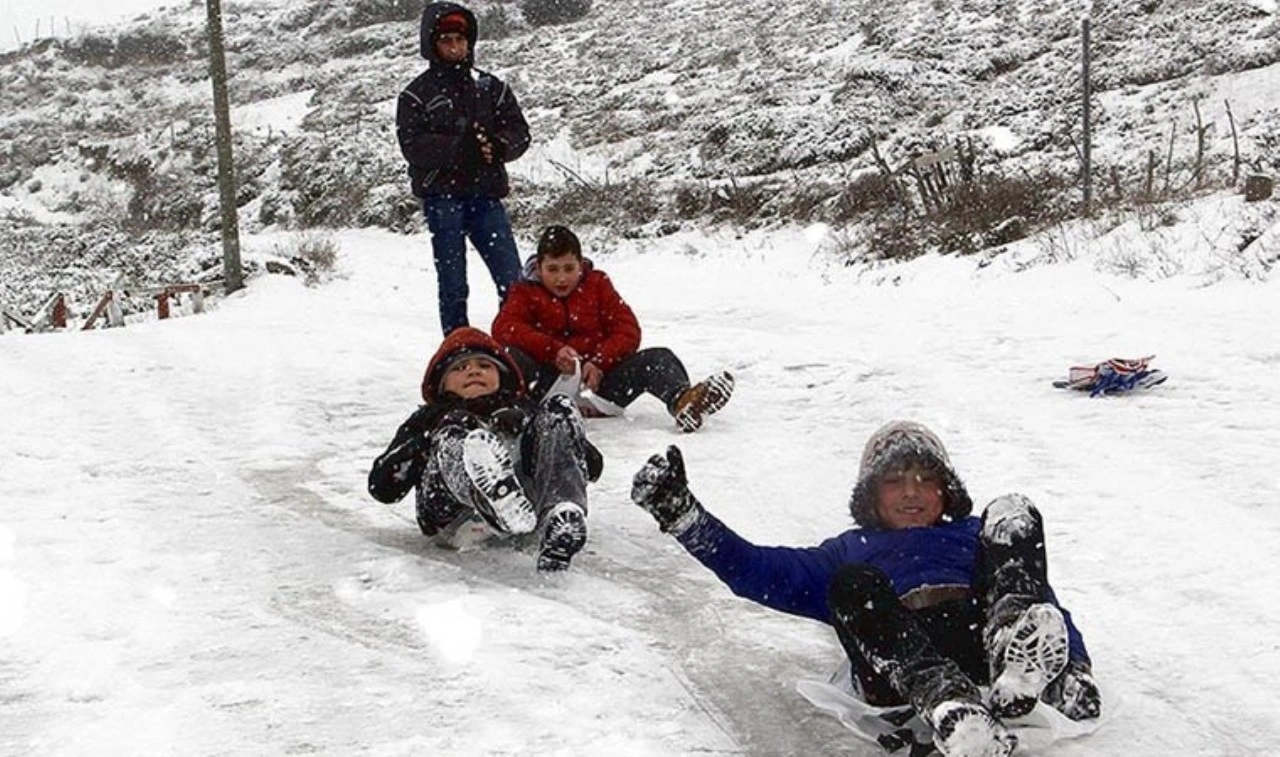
[2,210,1279,755]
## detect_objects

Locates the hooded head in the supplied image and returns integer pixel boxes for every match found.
[420,3,479,65]
[421,327,524,404]
[847,421,973,529]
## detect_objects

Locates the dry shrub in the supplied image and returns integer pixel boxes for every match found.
[273,232,340,286]
[530,177,659,229]
[856,168,1075,261]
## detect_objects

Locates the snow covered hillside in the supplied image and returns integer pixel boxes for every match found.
[2,0,1279,318]
[2,215,1279,755]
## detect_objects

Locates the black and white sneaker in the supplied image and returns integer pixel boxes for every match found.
[928,701,1017,757]
[537,502,587,572]
[462,429,536,535]
[988,603,1069,719]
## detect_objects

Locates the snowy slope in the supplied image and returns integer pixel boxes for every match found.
[2,215,1279,755]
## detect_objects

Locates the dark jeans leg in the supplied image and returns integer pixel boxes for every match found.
[974,494,1052,652]
[519,394,590,517]
[464,197,523,304]
[504,345,560,401]
[827,563,982,713]
[424,197,469,335]
[595,347,691,411]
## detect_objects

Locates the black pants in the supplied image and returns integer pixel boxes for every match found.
[506,346,691,413]
[414,395,591,536]
[827,496,1051,712]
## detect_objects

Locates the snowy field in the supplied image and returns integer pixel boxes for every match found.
[2,214,1279,755]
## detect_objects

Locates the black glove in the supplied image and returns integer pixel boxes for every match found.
[437,408,483,432]
[1045,660,1102,721]
[379,434,426,469]
[631,445,701,532]
[488,406,528,436]
[458,123,485,169]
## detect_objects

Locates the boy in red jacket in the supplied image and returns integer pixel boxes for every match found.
[492,225,733,432]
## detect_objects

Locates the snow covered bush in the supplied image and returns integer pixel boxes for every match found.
[522,0,591,27]
[478,4,522,40]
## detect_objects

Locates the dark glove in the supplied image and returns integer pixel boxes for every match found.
[1045,660,1101,721]
[437,408,483,432]
[458,123,485,169]
[376,435,425,472]
[488,407,528,436]
[630,445,701,533]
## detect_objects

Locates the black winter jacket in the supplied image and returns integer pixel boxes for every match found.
[366,394,604,506]
[395,3,530,199]
[367,392,525,505]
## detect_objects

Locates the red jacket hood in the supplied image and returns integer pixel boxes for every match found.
[421,327,525,404]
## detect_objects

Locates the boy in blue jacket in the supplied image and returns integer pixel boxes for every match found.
[630,421,1100,757]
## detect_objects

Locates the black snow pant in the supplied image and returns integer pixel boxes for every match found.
[826,495,1053,713]
[507,346,691,413]
[414,394,592,537]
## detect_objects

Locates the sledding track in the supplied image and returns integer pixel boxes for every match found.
[3,227,1279,755]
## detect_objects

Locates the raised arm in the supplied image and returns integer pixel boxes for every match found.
[630,446,847,623]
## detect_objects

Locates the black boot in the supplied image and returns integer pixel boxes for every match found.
[524,394,591,570]
[977,494,1069,718]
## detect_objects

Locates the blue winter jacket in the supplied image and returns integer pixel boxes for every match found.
[675,509,1090,664]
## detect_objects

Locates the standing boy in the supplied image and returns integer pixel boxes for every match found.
[396,3,531,335]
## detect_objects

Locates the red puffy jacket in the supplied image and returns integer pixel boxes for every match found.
[492,259,641,372]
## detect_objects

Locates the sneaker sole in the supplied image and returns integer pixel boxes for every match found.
[988,603,1069,718]
[930,701,1017,757]
[537,503,587,572]
[462,432,537,535]
[676,371,735,433]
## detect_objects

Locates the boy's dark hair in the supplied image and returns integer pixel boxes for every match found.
[536,225,582,261]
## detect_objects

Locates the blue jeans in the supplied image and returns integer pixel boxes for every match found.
[423,195,523,335]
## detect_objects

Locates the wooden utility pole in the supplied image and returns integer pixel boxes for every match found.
[205,0,243,293]
[1081,17,1093,217]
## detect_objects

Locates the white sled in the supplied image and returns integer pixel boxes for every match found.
[796,662,1114,754]
[433,512,502,551]
[544,359,626,418]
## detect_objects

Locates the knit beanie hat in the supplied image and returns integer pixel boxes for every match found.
[847,421,973,528]
[436,12,469,35]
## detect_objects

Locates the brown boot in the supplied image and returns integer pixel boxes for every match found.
[672,371,734,432]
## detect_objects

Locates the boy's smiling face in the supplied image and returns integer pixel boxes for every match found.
[874,462,945,529]
[441,356,501,399]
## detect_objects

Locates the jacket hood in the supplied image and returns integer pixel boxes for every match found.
[420,2,478,66]
[847,420,973,528]
[421,327,524,404]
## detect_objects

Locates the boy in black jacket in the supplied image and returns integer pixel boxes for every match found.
[396,2,531,335]
[369,328,600,571]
